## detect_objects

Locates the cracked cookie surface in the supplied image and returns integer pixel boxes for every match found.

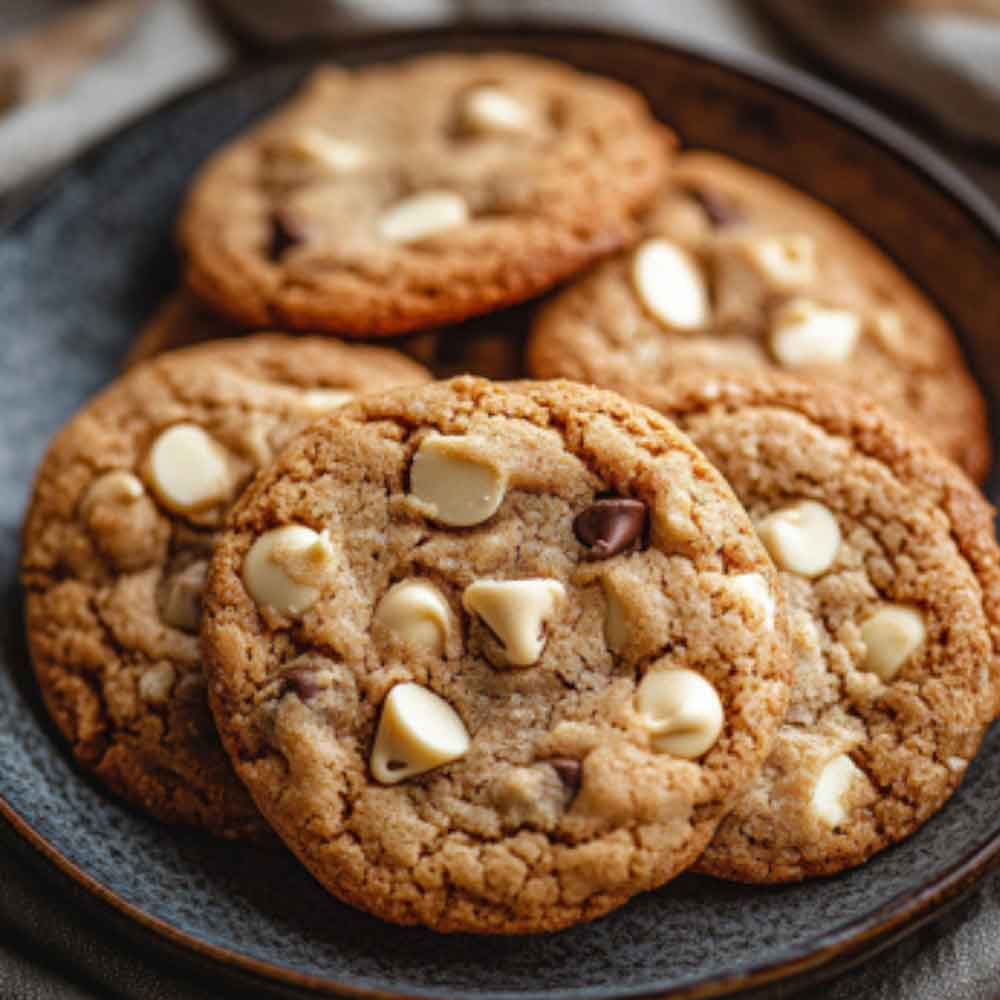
[526,151,990,480]
[201,376,790,933]
[644,369,1000,882]
[21,335,429,840]
[178,53,672,336]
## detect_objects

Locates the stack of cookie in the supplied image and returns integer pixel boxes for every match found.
[21,52,1000,935]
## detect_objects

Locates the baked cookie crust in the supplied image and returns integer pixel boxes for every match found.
[645,369,1000,881]
[21,335,429,839]
[527,151,990,480]
[202,377,790,932]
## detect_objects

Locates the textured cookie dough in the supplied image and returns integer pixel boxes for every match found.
[202,377,790,933]
[178,52,673,337]
[21,335,429,839]
[641,369,1000,882]
[526,150,990,480]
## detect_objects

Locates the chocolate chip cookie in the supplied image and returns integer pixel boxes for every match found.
[639,369,1000,882]
[21,335,430,839]
[526,151,990,480]
[178,53,673,336]
[201,376,790,932]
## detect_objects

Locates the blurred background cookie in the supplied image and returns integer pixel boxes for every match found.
[527,151,990,479]
[178,52,673,336]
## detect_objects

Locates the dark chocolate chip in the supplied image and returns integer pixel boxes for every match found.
[548,757,582,792]
[268,211,302,261]
[282,666,322,702]
[573,498,647,560]
[686,186,744,228]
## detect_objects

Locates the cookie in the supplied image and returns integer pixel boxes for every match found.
[201,376,790,932]
[638,369,1000,882]
[526,151,990,480]
[21,335,430,839]
[178,53,673,337]
[130,289,526,381]
[125,290,239,370]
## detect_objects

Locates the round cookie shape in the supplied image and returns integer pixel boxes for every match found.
[201,376,790,933]
[643,369,1000,882]
[526,150,990,481]
[20,335,430,840]
[178,52,673,337]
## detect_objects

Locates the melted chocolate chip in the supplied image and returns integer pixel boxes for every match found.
[282,666,322,702]
[573,498,647,560]
[548,757,582,792]
[687,186,744,228]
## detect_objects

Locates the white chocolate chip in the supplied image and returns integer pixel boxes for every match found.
[748,234,817,290]
[242,525,337,617]
[631,238,710,331]
[812,754,863,828]
[462,578,566,667]
[370,682,469,784]
[160,561,208,633]
[374,579,451,655]
[770,299,861,368]
[378,191,469,243]
[869,307,906,355]
[139,662,176,705]
[145,424,231,514]
[726,572,775,630]
[299,388,355,414]
[757,500,841,578]
[859,604,926,681]
[636,668,724,758]
[409,434,506,527]
[461,86,532,133]
[602,581,628,655]
[81,470,145,518]
[286,127,367,172]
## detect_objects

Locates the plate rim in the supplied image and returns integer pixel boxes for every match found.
[3,22,1000,1000]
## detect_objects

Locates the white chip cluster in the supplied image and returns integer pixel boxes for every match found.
[240,431,737,788]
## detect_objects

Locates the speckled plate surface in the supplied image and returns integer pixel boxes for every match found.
[2,26,1000,1000]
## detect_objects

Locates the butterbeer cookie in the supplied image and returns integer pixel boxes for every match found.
[201,376,790,932]
[639,369,1000,882]
[178,53,672,336]
[527,151,989,480]
[21,336,429,839]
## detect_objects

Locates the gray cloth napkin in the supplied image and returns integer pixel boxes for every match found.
[2,3,1000,999]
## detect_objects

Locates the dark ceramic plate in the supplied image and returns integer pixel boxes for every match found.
[2,26,1000,1000]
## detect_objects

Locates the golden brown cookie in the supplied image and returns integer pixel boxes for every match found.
[129,288,526,381]
[638,369,1000,882]
[526,151,990,480]
[178,53,673,337]
[201,376,790,932]
[124,291,240,369]
[21,335,429,839]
